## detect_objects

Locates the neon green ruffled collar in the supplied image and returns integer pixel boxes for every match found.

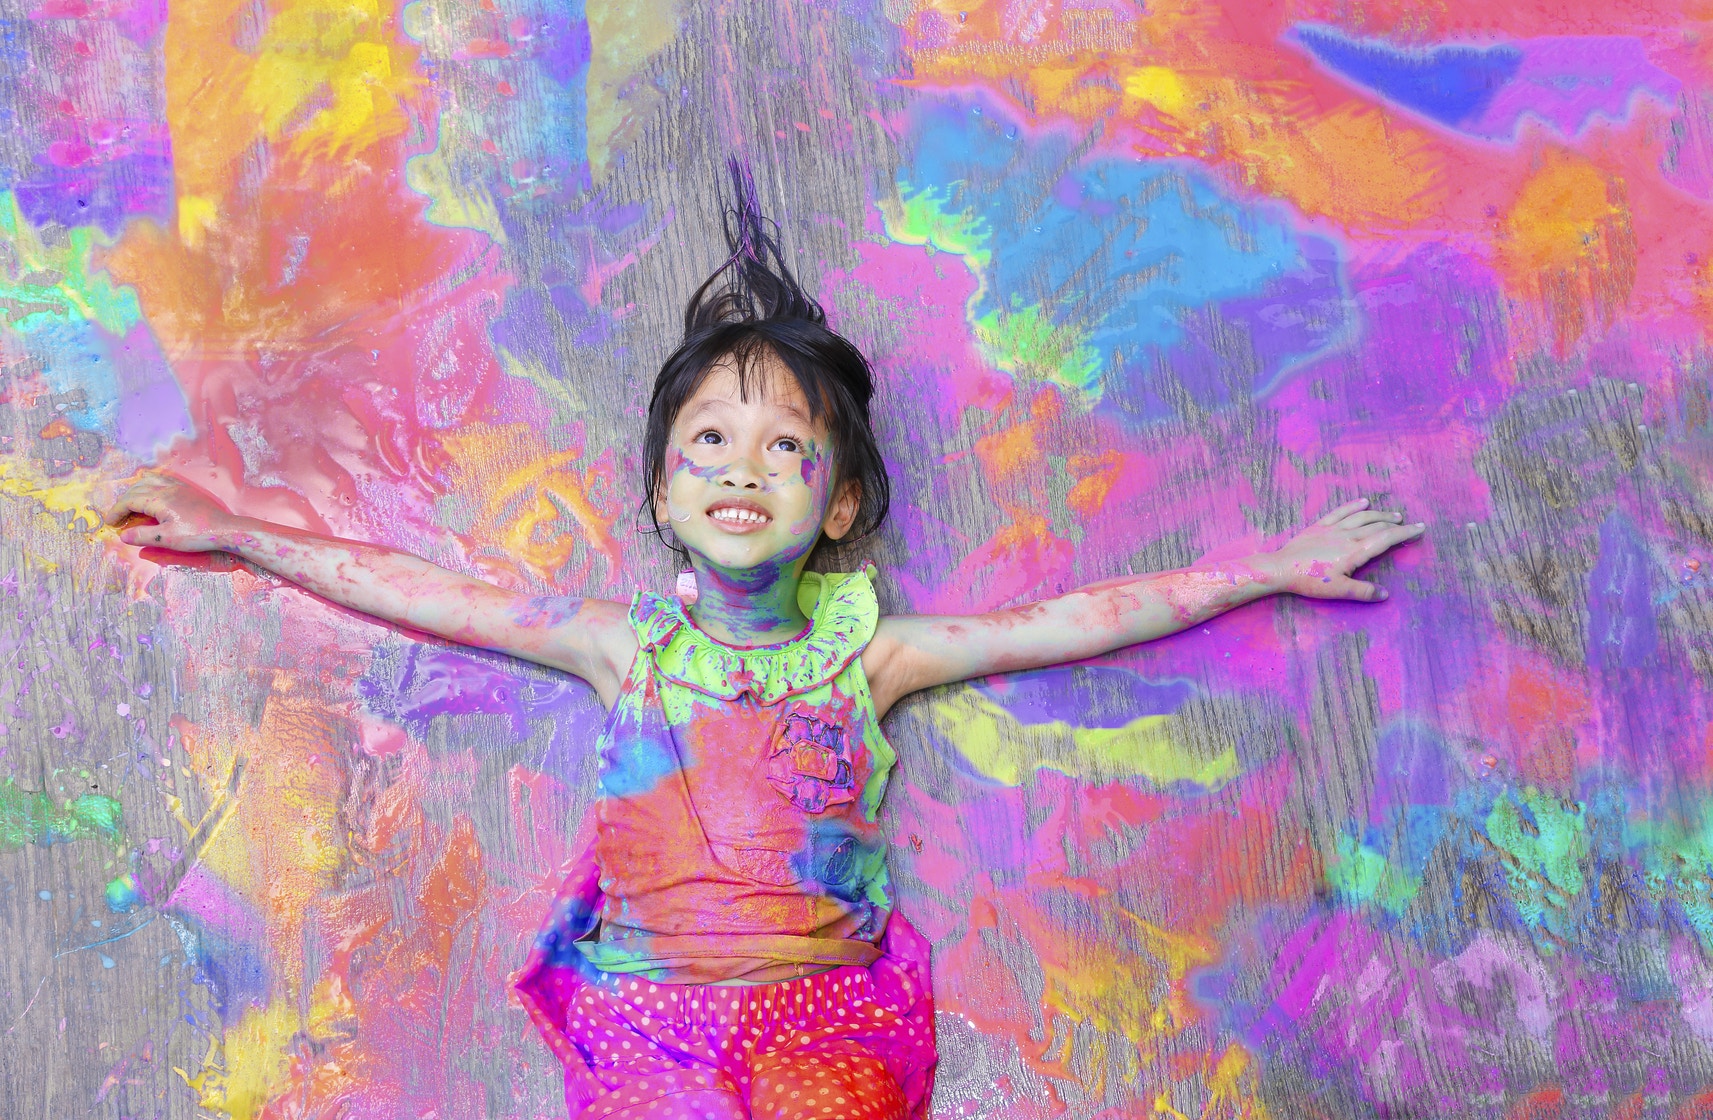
[629,569,879,704]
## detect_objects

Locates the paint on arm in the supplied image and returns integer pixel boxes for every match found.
[864,560,1274,716]
[212,519,632,698]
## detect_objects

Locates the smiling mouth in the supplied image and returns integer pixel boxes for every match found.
[706,501,773,531]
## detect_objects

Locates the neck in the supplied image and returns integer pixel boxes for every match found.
[685,553,811,646]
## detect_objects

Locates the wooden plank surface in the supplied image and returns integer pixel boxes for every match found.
[4,1,1713,1116]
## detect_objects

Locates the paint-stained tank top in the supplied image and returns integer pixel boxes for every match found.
[578,569,897,984]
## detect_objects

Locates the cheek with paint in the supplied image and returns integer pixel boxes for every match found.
[663,445,713,524]
[783,442,834,539]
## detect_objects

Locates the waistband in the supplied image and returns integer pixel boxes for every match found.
[579,932,884,984]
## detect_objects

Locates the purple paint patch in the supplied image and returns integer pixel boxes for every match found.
[975,666,1193,728]
[1586,510,1659,672]
[1469,37,1680,142]
[110,323,193,459]
[13,143,173,235]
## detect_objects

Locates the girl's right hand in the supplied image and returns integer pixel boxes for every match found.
[102,472,236,552]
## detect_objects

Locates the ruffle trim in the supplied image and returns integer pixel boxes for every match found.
[628,568,878,703]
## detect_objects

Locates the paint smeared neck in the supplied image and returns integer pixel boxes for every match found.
[684,551,813,647]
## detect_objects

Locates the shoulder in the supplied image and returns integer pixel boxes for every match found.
[565,598,641,706]
[859,615,929,719]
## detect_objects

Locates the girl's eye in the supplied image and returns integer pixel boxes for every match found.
[692,430,724,446]
[772,437,800,454]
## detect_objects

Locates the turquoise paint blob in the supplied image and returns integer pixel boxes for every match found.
[106,873,142,913]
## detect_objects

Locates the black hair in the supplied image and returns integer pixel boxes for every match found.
[641,159,890,552]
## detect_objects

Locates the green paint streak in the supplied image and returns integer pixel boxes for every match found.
[1485,786,1587,927]
[0,779,124,849]
[0,193,142,335]
[974,305,1104,397]
[1327,833,1420,915]
[883,187,993,267]
[931,691,1236,789]
[1631,801,1713,950]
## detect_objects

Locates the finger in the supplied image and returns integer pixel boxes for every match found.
[105,495,158,525]
[1340,510,1404,531]
[1350,522,1392,541]
[1332,576,1387,602]
[1316,497,1370,526]
[1353,523,1426,563]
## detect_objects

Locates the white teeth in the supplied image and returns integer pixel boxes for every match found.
[711,508,766,525]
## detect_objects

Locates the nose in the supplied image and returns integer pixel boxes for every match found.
[720,457,763,490]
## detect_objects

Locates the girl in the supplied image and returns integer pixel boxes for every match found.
[104,164,1424,1120]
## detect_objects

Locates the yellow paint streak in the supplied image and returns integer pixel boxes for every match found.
[243,0,421,160]
[586,0,685,179]
[176,194,220,248]
[1038,910,1218,1062]
[1124,66,1188,114]
[439,422,625,584]
[177,985,348,1120]
[929,689,1236,789]
[405,146,507,243]
[164,0,420,228]
[0,465,103,530]
[179,682,352,988]
[1204,1042,1272,1119]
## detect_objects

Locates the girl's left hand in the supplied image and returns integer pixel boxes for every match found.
[1250,498,1425,602]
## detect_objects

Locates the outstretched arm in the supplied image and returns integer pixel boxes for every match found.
[862,499,1424,717]
[103,472,637,706]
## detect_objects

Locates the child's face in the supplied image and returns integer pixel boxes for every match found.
[657,354,859,575]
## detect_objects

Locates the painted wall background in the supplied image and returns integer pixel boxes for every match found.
[3,0,1712,1115]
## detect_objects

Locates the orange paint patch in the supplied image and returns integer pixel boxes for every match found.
[438,423,627,588]
[1499,150,1636,353]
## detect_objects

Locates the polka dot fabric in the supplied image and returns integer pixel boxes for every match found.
[560,965,934,1119]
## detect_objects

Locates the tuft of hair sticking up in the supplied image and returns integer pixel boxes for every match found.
[683,160,827,332]
[641,158,892,555]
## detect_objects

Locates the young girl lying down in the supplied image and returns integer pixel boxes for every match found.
[106,163,1423,1119]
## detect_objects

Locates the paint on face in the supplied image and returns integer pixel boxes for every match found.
[656,359,845,644]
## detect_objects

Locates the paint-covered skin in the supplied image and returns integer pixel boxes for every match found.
[102,369,1418,723]
[99,471,638,706]
[655,359,858,646]
[862,500,1422,717]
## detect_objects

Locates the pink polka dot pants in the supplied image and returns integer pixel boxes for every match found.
[560,965,934,1119]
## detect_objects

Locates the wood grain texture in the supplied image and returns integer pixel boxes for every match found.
[4,1,1713,1117]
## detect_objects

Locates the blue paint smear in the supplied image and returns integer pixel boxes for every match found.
[1586,511,1659,671]
[600,726,681,797]
[1290,23,1523,128]
[898,93,1347,412]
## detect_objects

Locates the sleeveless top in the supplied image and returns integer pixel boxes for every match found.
[574,568,898,984]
